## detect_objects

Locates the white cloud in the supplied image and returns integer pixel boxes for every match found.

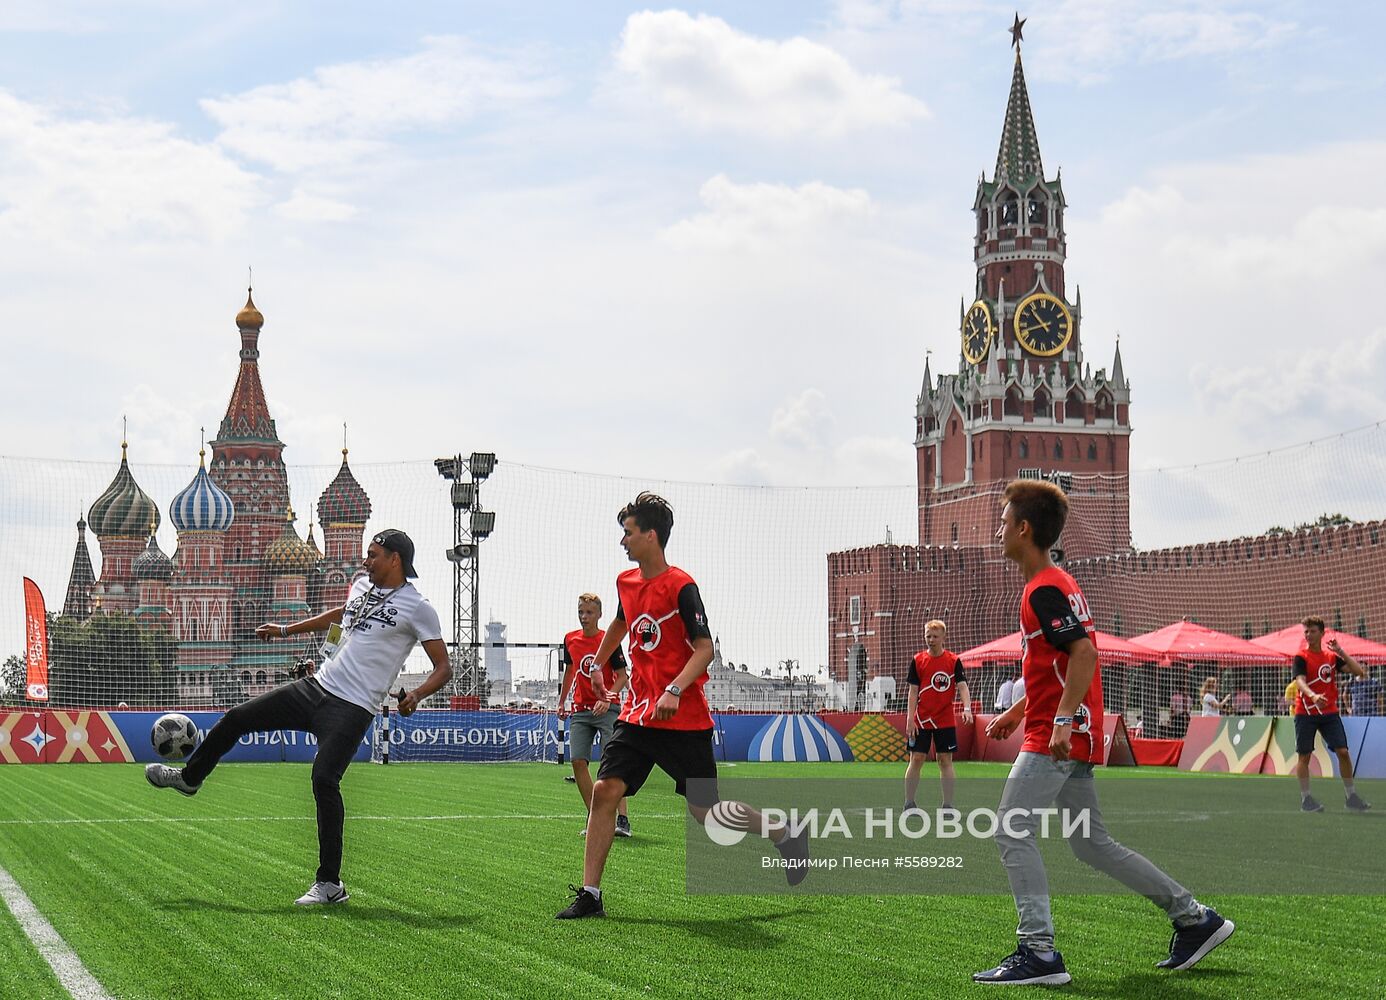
[827,1,1293,84]
[1080,140,1386,456]
[770,388,835,449]
[615,9,928,137]
[711,447,774,485]
[201,35,562,173]
[1035,0,1295,83]
[274,187,357,223]
[0,89,261,246]
[662,174,876,250]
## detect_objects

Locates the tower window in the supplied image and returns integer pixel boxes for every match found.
[1000,193,1019,226]
[1027,194,1045,224]
[951,523,959,543]
[1087,442,1097,461]
[1019,439,1029,459]
[1054,439,1064,459]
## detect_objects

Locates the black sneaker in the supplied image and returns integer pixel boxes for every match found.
[1346,793,1371,813]
[1301,795,1325,813]
[775,828,811,887]
[1157,908,1235,970]
[903,800,919,813]
[972,945,1071,985]
[555,885,605,919]
[615,815,633,838]
[939,805,961,821]
[563,775,577,783]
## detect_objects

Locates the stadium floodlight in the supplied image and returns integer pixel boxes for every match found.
[451,482,475,510]
[445,543,476,562]
[468,452,497,481]
[470,510,496,539]
[434,456,461,480]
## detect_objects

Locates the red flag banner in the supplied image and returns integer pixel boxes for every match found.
[22,578,49,702]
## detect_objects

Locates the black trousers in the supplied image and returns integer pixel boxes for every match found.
[183,678,375,884]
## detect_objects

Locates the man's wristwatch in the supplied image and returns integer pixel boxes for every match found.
[664,684,682,697]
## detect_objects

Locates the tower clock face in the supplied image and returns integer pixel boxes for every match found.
[962,300,994,364]
[1014,293,1074,356]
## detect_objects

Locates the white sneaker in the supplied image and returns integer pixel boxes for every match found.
[145,763,199,797]
[294,881,349,906]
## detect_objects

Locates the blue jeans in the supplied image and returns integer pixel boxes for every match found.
[183,678,374,884]
[995,751,1201,952]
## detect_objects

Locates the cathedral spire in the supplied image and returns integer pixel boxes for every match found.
[63,512,96,617]
[994,18,1043,184]
[1112,335,1126,386]
[214,286,281,446]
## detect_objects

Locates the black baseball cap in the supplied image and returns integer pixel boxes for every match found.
[372,529,418,578]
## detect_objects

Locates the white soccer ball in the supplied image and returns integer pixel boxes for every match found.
[151,713,200,761]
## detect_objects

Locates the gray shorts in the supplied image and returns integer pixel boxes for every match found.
[568,709,617,761]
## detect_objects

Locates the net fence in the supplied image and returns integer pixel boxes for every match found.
[1,418,1383,746]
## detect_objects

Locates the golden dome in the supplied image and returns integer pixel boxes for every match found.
[236,288,264,330]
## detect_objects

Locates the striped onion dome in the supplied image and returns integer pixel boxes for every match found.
[265,508,317,573]
[90,442,161,539]
[318,448,372,525]
[170,450,235,533]
[132,531,173,582]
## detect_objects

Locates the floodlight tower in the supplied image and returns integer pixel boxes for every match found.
[435,452,497,701]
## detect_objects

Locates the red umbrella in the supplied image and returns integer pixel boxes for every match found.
[1251,624,1386,664]
[960,629,1158,664]
[1129,621,1288,667]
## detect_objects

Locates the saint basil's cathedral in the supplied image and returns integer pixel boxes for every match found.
[61,292,372,702]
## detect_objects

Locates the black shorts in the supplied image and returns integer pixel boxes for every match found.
[1294,713,1349,755]
[907,727,958,755]
[595,720,719,807]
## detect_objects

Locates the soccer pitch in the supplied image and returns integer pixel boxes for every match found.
[0,762,1381,999]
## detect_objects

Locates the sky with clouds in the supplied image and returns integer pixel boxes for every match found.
[2,1,1384,670]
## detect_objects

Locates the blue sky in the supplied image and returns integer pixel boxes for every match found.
[1,0,1383,485]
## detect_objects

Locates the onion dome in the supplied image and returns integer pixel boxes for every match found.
[132,530,173,582]
[318,448,372,525]
[265,508,316,573]
[236,288,264,330]
[170,449,235,533]
[89,442,161,538]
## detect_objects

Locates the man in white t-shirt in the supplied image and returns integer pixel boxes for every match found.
[145,529,451,905]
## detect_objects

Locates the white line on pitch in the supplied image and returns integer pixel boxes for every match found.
[0,863,113,1000]
[0,814,686,826]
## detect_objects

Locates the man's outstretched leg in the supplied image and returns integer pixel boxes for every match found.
[146,680,313,795]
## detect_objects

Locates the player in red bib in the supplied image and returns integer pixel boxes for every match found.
[974,480,1233,986]
[903,619,972,815]
[558,593,632,837]
[1291,615,1370,813]
[555,493,809,918]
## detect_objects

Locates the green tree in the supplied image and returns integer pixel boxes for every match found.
[1,654,25,704]
[47,612,176,708]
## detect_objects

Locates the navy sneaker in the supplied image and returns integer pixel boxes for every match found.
[1157,909,1235,970]
[555,885,605,919]
[972,945,1071,985]
[1345,793,1371,813]
[615,814,633,838]
[1301,795,1325,813]
[775,828,811,887]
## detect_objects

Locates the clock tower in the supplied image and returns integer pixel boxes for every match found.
[915,17,1132,560]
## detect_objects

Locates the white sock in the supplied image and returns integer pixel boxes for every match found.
[1344,782,1356,796]
[583,885,601,899]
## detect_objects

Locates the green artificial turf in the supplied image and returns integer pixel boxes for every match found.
[0,762,1381,999]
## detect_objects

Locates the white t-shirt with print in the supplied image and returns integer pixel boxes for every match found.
[315,578,443,713]
[1201,693,1221,717]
